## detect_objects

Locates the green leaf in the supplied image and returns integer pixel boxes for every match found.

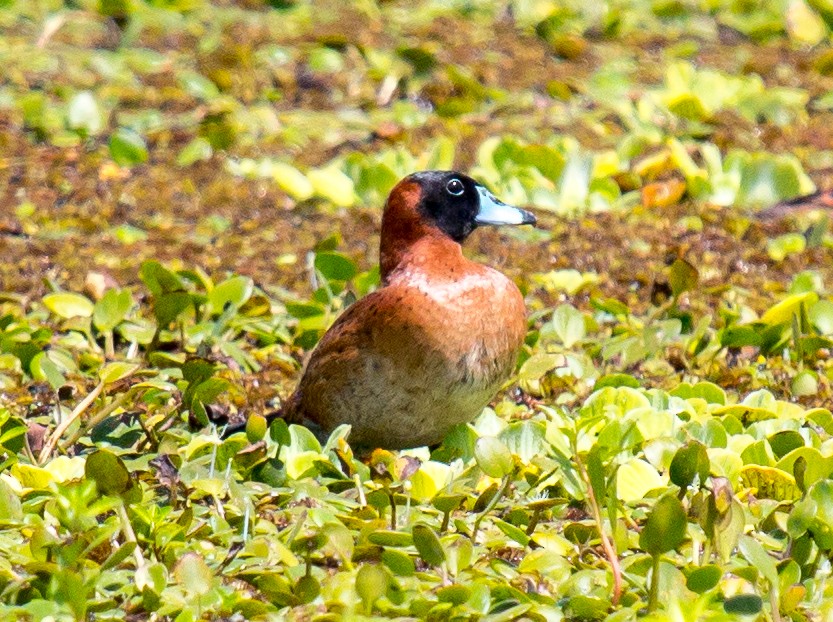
[767,233,806,262]
[93,288,133,331]
[154,291,192,327]
[308,166,355,206]
[176,137,213,166]
[109,128,148,167]
[551,303,585,347]
[493,518,530,546]
[669,441,710,488]
[686,565,721,593]
[381,549,415,576]
[208,276,253,313]
[269,418,291,446]
[368,531,413,547]
[139,260,185,295]
[412,523,445,566]
[474,436,514,478]
[99,361,139,385]
[30,352,66,389]
[174,552,213,597]
[0,478,22,522]
[738,535,779,587]
[43,292,94,319]
[760,291,818,325]
[314,252,358,282]
[669,258,698,297]
[355,564,389,611]
[85,449,132,497]
[639,495,687,556]
[723,594,763,615]
[617,458,664,502]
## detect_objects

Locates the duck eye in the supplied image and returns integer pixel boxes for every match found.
[446,179,465,196]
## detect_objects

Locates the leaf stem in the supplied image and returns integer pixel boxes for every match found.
[60,388,136,451]
[471,475,511,542]
[116,502,145,569]
[574,452,623,606]
[39,380,105,463]
[648,554,660,611]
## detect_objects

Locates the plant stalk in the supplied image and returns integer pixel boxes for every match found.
[39,380,105,463]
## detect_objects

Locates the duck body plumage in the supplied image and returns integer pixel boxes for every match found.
[283,171,535,449]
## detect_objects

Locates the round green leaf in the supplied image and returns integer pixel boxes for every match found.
[85,449,132,497]
[355,563,389,611]
[174,552,213,597]
[474,436,513,478]
[686,565,721,594]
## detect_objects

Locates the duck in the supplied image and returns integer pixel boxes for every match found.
[279,171,536,449]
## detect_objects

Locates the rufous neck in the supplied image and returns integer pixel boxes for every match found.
[379,180,464,283]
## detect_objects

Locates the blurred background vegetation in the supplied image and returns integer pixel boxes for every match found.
[3,1,833,620]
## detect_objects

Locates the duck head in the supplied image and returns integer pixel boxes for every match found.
[380,170,536,280]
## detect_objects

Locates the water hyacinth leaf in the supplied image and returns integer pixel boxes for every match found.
[686,565,721,593]
[551,303,585,347]
[99,362,139,385]
[0,478,22,522]
[494,518,530,546]
[136,562,168,595]
[176,137,213,166]
[308,166,356,206]
[245,414,268,443]
[93,288,133,332]
[30,352,65,389]
[355,563,389,612]
[617,458,664,502]
[139,260,186,295]
[269,418,291,446]
[760,292,818,325]
[669,441,710,488]
[412,523,445,566]
[767,233,806,262]
[499,421,546,464]
[43,292,94,319]
[518,352,562,383]
[315,252,357,282]
[368,531,413,547]
[810,300,833,334]
[85,449,131,497]
[738,465,800,501]
[738,535,779,588]
[174,553,213,597]
[639,495,687,556]
[669,258,698,297]
[109,128,148,167]
[723,594,763,615]
[153,292,192,327]
[474,436,514,478]
[381,549,415,576]
[208,276,253,313]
